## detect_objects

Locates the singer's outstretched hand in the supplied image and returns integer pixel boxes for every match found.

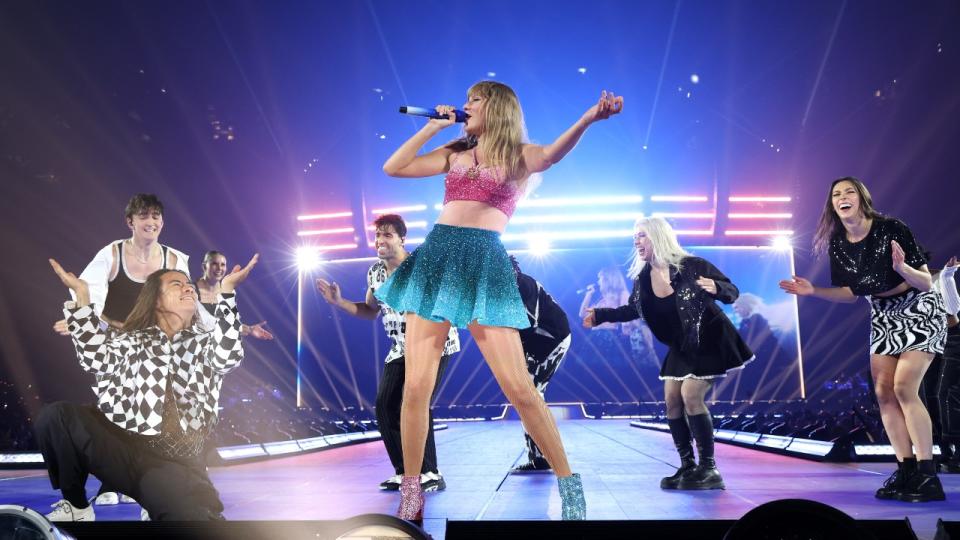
[582,90,624,124]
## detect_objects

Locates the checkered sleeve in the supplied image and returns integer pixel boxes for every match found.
[209,293,244,374]
[63,304,129,376]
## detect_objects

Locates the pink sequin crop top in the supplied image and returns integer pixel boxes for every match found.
[443,150,523,217]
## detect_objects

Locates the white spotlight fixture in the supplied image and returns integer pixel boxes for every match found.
[528,235,551,257]
[772,235,793,251]
[296,246,322,271]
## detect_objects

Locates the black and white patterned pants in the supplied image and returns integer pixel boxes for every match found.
[522,334,571,462]
[869,288,947,356]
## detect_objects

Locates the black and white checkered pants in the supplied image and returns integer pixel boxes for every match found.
[522,334,571,462]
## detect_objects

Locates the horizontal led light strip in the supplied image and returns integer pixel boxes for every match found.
[651,212,714,218]
[510,212,643,225]
[649,195,709,202]
[297,227,355,237]
[724,230,794,236]
[728,213,793,219]
[309,243,360,251]
[366,221,428,231]
[729,196,792,202]
[297,211,353,221]
[371,204,428,214]
[501,229,712,242]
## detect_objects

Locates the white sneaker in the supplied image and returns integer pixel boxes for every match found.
[45,499,95,522]
[420,471,446,492]
[120,494,136,504]
[140,507,150,521]
[94,491,119,505]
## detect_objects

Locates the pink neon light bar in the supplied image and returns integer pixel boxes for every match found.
[728,213,793,219]
[297,227,355,237]
[365,221,428,231]
[297,211,353,221]
[728,196,792,202]
[724,230,794,236]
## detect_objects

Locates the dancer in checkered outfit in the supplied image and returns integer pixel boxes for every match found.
[35,255,257,522]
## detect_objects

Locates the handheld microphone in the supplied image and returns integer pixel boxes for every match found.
[399,106,469,123]
[576,285,597,295]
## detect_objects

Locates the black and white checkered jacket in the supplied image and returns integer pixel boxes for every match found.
[64,293,244,435]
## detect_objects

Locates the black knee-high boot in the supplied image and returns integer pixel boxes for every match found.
[661,416,697,489]
[679,412,725,490]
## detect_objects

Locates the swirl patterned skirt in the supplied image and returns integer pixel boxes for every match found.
[869,288,947,356]
[374,224,530,329]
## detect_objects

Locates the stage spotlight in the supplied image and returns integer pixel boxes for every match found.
[332,513,430,540]
[690,73,700,84]
[296,246,322,271]
[528,235,551,256]
[0,505,74,540]
[772,235,792,251]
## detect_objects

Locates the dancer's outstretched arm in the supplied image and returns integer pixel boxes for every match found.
[316,278,379,320]
[524,90,624,174]
[779,276,858,303]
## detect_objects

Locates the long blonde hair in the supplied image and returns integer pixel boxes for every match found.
[626,217,692,279]
[447,80,527,182]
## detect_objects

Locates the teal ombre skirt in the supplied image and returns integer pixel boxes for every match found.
[374,224,530,329]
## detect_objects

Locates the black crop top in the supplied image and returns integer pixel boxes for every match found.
[829,216,926,296]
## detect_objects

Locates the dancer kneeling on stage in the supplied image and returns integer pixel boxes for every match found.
[35,255,258,521]
[583,217,753,490]
[780,177,946,502]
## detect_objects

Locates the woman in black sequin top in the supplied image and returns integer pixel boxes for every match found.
[780,177,947,503]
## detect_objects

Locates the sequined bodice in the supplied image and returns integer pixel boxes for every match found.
[443,163,523,218]
[829,217,927,296]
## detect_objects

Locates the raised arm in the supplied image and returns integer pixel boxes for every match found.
[523,91,623,174]
[51,258,127,376]
[382,107,458,178]
[206,254,259,374]
[891,240,933,292]
[938,257,959,315]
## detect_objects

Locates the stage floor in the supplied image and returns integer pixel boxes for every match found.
[3,419,957,539]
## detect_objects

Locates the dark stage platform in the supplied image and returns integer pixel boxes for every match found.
[2,419,957,539]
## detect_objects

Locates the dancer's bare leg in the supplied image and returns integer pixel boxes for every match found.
[469,322,572,476]
[893,350,936,460]
[400,313,450,476]
[871,354,916,460]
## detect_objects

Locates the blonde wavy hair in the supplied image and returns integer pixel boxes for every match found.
[447,80,528,182]
[626,216,692,279]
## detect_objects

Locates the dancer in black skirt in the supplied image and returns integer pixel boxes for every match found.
[584,216,753,490]
[780,177,947,502]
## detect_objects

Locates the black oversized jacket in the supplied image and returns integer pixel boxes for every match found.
[593,256,745,356]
